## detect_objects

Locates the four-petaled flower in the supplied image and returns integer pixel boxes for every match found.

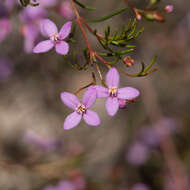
[61,88,100,130]
[94,67,140,116]
[33,19,72,55]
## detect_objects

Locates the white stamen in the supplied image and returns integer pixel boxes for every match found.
[50,33,59,42]
[76,104,86,114]
[109,86,118,97]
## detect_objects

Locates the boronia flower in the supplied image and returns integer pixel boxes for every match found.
[94,67,140,116]
[33,19,72,55]
[61,88,100,130]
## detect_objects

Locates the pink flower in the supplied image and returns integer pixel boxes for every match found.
[24,130,62,151]
[0,57,14,81]
[126,142,149,166]
[165,5,174,13]
[33,19,72,55]
[43,180,75,190]
[59,0,75,20]
[22,24,40,53]
[94,68,140,116]
[131,183,150,190]
[60,88,100,130]
[0,18,11,43]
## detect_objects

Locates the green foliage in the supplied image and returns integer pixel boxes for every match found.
[64,49,89,71]
[135,55,157,77]
[98,19,144,57]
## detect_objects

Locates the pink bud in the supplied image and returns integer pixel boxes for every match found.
[165,5,174,13]
[136,14,142,21]
[118,99,127,109]
[124,57,134,67]
[134,8,142,20]
[153,13,165,22]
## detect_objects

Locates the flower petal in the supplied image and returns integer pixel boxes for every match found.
[64,112,82,130]
[55,41,69,55]
[106,67,120,88]
[40,19,58,37]
[118,87,140,100]
[105,97,119,116]
[83,110,100,126]
[33,40,54,53]
[94,85,109,98]
[82,88,97,108]
[59,21,72,40]
[60,92,80,110]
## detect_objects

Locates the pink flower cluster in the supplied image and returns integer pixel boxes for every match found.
[61,68,140,130]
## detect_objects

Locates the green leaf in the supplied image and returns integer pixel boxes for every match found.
[137,62,145,76]
[126,45,136,48]
[87,7,127,23]
[127,19,137,38]
[98,48,134,57]
[143,55,157,73]
[118,48,134,55]
[151,0,158,5]
[73,0,96,11]
[135,27,144,38]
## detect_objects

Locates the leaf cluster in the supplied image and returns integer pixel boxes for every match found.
[98,19,144,57]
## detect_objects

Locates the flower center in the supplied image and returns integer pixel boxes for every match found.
[109,87,118,97]
[50,33,59,42]
[76,104,86,115]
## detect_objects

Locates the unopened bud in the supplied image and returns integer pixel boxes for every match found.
[124,57,134,67]
[153,13,165,22]
[118,99,127,109]
[165,5,174,13]
[134,8,142,20]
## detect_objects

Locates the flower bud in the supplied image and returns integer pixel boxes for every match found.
[153,13,164,22]
[134,8,142,20]
[118,99,127,109]
[145,12,164,22]
[165,5,174,13]
[124,57,134,67]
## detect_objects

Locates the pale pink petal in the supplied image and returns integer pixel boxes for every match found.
[59,21,72,40]
[61,92,80,110]
[94,85,109,98]
[118,87,140,100]
[105,97,119,116]
[33,40,54,53]
[83,110,100,126]
[64,112,82,130]
[82,88,96,108]
[106,67,120,88]
[40,19,58,37]
[55,41,69,55]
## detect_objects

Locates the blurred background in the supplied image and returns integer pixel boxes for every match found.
[0,0,190,190]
